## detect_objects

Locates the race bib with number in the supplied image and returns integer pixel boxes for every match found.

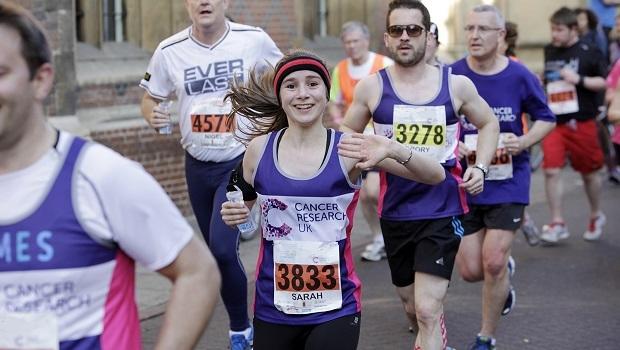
[0,312,58,350]
[273,240,342,315]
[188,97,234,149]
[393,105,449,162]
[464,133,513,181]
[546,80,579,115]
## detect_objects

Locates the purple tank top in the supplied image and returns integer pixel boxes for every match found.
[251,129,362,325]
[0,137,141,350]
[372,66,467,220]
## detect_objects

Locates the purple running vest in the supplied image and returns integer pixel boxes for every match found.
[251,129,362,325]
[372,66,467,220]
[0,137,140,350]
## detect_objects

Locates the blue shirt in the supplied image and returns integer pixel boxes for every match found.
[450,58,556,205]
[589,0,617,28]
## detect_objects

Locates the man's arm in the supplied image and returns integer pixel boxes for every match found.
[560,68,607,92]
[141,93,170,130]
[340,75,378,133]
[608,87,620,123]
[454,75,499,167]
[452,75,499,193]
[154,237,221,350]
[504,120,555,156]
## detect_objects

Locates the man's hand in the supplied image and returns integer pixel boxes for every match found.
[141,93,171,130]
[560,67,580,85]
[502,133,524,155]
[458,141,472,160]
[459,167,485,195]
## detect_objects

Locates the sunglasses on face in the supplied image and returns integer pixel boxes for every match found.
[387,24,425,38]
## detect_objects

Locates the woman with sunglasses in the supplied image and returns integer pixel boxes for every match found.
[220,50,445,350]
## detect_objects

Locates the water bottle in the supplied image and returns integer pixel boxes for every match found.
[226,185,257,235]
[158,100,173,134]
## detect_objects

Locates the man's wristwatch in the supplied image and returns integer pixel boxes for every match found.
[473,163,489,178]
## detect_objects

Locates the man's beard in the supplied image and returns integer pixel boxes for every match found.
[390,43,426,67]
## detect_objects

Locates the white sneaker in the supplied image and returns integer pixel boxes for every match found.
[583,213,606,241]
[520,214,540,246]
[361,240,386,262]
[540,223,570,244]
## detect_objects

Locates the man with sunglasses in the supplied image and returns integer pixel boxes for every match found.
[450,5,556,350]
[341,1,499,349]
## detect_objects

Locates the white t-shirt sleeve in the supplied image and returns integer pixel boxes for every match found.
[139,46,175,100]
[256,30,283,72]
[77,144,193,271]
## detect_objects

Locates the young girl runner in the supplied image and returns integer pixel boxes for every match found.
[221,50,445,350]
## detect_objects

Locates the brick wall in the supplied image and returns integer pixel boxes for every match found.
[229,0,296,51]
[11,0,77,116]
[78,83,144,109]
[90,126,194,217]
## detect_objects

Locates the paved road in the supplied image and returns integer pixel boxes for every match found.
[141,170,620,349]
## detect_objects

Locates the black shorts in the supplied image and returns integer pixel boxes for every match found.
[462,204,526,235]
[253,313,361,350]
[380,216,463,287]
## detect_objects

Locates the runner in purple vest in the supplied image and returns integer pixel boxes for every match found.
[340,1,500,349]
[0,3,220,349]
[450,5,556,350]
[220,50,445,350]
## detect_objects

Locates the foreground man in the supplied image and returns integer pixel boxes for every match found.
[0,2,220,349]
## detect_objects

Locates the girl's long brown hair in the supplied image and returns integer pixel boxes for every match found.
[225,50,327,144]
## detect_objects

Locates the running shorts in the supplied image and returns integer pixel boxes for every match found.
[542,119,604,173]
[380,216,463,286]
[461,204,526,235]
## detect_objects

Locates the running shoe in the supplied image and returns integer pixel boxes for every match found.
[502,285,516,316]
[520,213,540,246]
[583,213,606,241]
[609,171,620,185]
[540,222,570,244]
[469,335,496,350]
[507,256,515,278]
[229,326,253,350]
[361,238,387,262]
[502,256,516,316]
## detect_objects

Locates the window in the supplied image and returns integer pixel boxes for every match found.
[102,0,126,42]
[75,0,126,44]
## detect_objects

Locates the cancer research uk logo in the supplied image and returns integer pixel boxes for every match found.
[262,198,293,239]
[262,197,349,239]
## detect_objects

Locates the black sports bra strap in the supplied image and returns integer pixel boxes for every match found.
[276,128,330,167]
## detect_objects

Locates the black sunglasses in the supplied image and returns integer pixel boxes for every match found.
[387,24,425,38]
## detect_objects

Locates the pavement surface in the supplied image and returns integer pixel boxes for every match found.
[139,169,620,350]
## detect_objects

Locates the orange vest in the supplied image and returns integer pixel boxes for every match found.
[337,54,386,111]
